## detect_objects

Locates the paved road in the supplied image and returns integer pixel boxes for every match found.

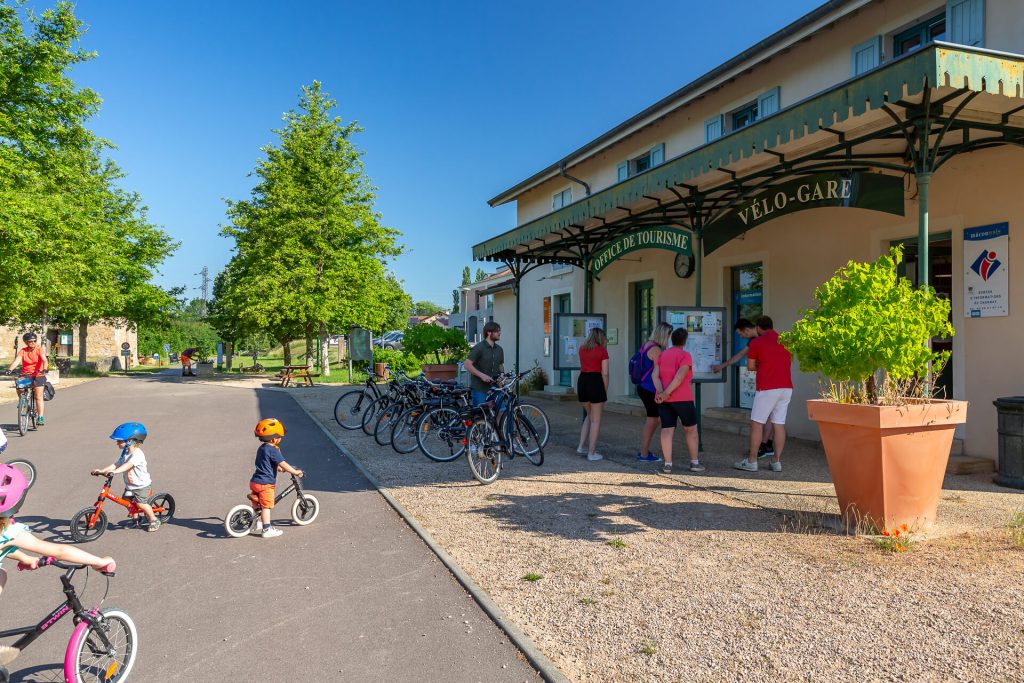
[1,376,540,682]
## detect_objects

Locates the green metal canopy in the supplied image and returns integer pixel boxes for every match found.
[473,43,1024,267]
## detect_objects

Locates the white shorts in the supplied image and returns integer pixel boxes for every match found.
[751,388,793,425]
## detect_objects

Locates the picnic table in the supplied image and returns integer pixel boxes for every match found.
[279,365,320,388]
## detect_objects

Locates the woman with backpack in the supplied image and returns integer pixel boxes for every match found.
[576,327,609,462]
[632,322,672,462]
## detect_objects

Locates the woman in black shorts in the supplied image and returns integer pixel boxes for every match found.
[576,328,609,461]
[635,322,672,462]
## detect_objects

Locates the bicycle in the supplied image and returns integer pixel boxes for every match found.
[0,557,136,682]
[223,473,320,538]
[69,474,175,543]
[333,371,385,429]
[8,372,43,436]
[4,459,36,490]
[465,371,545,484]
[390,381,471,455]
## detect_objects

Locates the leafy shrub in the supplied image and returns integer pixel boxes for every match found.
[780,246,953,404]
[523,364,548,392]
[402,324,470,364]
[368,347,421,375]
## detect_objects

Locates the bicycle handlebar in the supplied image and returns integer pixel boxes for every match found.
[20,556,116,576]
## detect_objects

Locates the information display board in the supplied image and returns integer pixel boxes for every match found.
[553,313,608,371]
[656,307,726,383]
[348,328,372,362]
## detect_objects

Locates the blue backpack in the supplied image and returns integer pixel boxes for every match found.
[628,343,655,385]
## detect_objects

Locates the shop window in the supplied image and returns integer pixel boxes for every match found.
[552,187,572,210]
[893,13,946,57]
[617,143,665,181]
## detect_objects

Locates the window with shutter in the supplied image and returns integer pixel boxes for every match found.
[948,0,984,47]
[704,115,724,143]
[616,162,629,182]
[551,187,572,210]
[757,87,780,118]
[851,36,882,76]
[617,144,666,181]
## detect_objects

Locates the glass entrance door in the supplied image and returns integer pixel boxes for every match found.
[556,293,572,386]
[894,234,953,398]
[731,263,763,408]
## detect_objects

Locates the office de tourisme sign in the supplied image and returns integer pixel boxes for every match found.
[590,227,692,276]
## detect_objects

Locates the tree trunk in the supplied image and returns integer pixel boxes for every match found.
[78,319,88,364]
[319,322,330,377]
[282,338,292,366]
[40,307,49,356]
[225,341,233,370]
[304,332,314,370]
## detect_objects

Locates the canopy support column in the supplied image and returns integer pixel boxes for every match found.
[687,198,706,453]
[503,259,543,378]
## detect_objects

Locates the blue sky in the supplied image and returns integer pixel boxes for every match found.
[64,0,822,307]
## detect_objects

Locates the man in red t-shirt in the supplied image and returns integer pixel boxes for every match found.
[735,316,792,473]
[6,332,49,425]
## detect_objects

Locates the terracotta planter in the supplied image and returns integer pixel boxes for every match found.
[421,363,457,381]
[373,362,390,380]
[807,398,968,530]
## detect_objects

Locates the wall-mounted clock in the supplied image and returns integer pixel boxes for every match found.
[674,253,695,278]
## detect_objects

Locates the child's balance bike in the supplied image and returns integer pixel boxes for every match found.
[223,473,320,538]
[69,473,175,542]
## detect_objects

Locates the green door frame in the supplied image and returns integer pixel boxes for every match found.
[632,280,654,396]
[556,293,572,386]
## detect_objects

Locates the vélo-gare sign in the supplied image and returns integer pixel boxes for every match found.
[590,227,692,276]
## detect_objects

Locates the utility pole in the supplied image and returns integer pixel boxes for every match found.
[196,266,210,317]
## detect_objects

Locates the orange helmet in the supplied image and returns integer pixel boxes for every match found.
[254,418,285,441]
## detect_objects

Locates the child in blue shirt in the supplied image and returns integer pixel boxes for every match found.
[249,418,303,538]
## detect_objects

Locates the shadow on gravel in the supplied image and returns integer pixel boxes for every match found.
[469,491,783,541]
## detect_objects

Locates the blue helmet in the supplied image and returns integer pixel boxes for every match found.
[110,422,147,444]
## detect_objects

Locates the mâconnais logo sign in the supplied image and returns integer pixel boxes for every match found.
[970,249,1001,282]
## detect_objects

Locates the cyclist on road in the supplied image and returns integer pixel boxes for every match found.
[249,418,303,539]
[91,422,161,532]
[6,333,48,426]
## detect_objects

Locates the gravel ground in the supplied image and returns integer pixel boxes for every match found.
[271,383,1022,682]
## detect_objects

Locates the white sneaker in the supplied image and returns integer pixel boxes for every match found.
[587,452,603,461]
[576,446,587,455]
[733,459,758,472]
[768,460,783,472]
[250,525,264,536]
[261,527,283,538]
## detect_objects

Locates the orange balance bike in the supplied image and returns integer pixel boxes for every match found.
[69,473,175,542]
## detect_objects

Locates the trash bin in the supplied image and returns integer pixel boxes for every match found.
[993,397,1024,489]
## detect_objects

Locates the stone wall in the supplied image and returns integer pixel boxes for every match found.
[0,323,138,361]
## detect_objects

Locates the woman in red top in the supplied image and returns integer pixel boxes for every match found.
[6,332,48,425]
[576,328,609,461]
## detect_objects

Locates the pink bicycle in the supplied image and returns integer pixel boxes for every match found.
[0,557,136,682]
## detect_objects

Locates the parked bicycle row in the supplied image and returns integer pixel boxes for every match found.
[333,368,551,484]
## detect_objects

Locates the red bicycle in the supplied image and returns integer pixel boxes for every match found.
[69,474,175,543]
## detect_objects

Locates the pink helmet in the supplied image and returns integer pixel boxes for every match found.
[0,463,29,516]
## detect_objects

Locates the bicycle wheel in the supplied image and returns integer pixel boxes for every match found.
[515,402,550,448]
[69,508,107,543]
[290,494,320,525]
[16,397,27,437]
[466,419,502,484]
[224,504,256,538]
[390,406,423,454]
[512,414,545,466]
[151,493,175,522]
[361,396,391,435]
[70,607,138,682]
[416,407,465,462]
[4,458,36,489]
[334,389,373,430]
[373,402,404,446]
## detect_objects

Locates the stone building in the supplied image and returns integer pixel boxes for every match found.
[0,323,138,364]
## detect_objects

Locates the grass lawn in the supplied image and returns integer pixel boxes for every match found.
[219,342,371,385]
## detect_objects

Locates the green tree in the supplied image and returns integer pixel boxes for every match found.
[451,288,460,313]
[461,266,471,286]
[475,268,488,282]
[412,300,444,316]
[222,81,403,375]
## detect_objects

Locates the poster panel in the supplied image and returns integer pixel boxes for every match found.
[964,222,1008,318]
[656,307,726,383]
[554,313,608,371]
[348,328,373,362]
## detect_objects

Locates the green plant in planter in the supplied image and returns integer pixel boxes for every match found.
[368,347,421,375]
[780,246,952,405]
[402,325,470,364]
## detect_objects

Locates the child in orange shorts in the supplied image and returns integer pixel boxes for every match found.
[249,418,303,538]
